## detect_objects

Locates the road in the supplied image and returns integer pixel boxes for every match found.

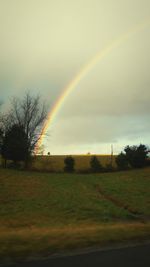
[3,243,150,267]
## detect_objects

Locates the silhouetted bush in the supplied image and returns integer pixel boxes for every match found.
[64,156,75,172]
[116,152,129,170]
[125,144,148,168]
[90,156,103,173]
[116,144,149,169]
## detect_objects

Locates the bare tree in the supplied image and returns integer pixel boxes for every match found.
[5,92,47,164]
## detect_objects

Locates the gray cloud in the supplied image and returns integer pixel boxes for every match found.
[49,115,150,144]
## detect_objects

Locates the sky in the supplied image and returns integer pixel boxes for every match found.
[0,0,150,155]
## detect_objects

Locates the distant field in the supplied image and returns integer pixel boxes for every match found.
[0,167,150,263]
[31,154,117,172]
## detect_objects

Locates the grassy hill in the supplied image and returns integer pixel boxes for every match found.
[0,167,150,263]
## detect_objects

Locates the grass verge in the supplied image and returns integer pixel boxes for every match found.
[0,222,150,264]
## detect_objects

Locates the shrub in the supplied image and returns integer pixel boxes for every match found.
[64,156,75,172]
[116,144,149,169]
[116,152,129,170]
[124,144,148,168]
[90,156,103,173]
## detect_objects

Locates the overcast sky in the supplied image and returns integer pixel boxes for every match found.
[0,0,150,154]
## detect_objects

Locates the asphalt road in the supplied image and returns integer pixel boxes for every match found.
[4,243,150,267]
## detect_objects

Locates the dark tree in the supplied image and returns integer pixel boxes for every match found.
[124,144,148,168]
[116,144,149,169]
[1,124,28,166]
[64,156,75,172]
[116,152,129,170]
[90,156,102,173]
[4,93,47,166]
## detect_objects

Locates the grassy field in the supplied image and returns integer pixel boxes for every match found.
[0,167,150,263]
[31,154,117,172]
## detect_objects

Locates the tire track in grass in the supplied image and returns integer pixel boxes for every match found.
[95,184,145,221]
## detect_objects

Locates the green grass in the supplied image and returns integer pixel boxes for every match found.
[0,167,150,264]
[95,169,150,217]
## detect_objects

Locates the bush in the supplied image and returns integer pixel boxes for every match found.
[116,152,129,170]
[90,156,103,173]
[64,156,75,172]
[116,144,149,169]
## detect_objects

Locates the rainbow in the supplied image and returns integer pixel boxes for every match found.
[36,18,150,153]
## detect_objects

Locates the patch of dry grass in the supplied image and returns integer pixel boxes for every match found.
[0,222,150,264]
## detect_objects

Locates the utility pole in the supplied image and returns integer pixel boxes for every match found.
[110,144,113,167]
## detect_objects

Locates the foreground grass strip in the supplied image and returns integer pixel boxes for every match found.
[0,222,150,264]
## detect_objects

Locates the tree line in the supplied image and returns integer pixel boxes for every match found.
[64,144,149,173]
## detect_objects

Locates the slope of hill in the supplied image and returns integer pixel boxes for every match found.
[0,167,149,263]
